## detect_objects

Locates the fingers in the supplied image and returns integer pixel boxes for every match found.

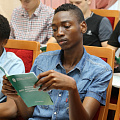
[2,84,16,92]
[38,79,53,91]
[34,70,56,88]
[3,75,8,80]
[3,79,12,86]
[2,76,17,96]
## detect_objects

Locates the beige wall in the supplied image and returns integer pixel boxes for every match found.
[0,0,21,22]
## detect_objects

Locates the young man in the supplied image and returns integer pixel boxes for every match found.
[9,0,54,44]
[69,0,113,47]
[0,14,25,119]
[2,4,112,120]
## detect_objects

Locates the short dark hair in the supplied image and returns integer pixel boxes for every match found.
[54,3,85,23]
[0,14,10,41]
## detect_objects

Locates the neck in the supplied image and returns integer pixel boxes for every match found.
[0,47,3,57]
[62,44,84,73]
[28,1,40,17]
[84,9,92,19]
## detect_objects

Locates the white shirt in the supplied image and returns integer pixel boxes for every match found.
[0,48,25,102]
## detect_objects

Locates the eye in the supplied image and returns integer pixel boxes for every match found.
[70,2,73,4]
[52,27,57,32]
[64,23,71,29]
[75,1,81,5]
[25,0,30,3]
[64,25,71,29]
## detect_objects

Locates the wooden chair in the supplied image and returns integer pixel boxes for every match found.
[91,9,120,30]
[4,39,40,73]
[111,73,120,120]
[46,43,115,120]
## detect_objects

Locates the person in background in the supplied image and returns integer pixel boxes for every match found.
[2,4,112,120]
[9,0,54,44]
[107,20,120,69]
[107,20,120,51]
[0,14,25,119]
[69,0,113,47]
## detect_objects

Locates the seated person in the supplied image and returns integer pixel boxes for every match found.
[0,14,25,119]
[107,20,120,51]
[107,20,120,70]
[69,0,113,47]
[9,0,54,44]
[2,4,112,120]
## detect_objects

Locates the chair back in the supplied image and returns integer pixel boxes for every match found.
[5,39,40,73]
[46,43,115,120]
[91,9,120,30]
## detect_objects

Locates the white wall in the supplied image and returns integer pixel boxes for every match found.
[0,0,21,22]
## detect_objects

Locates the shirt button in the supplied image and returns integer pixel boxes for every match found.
[59,94,61,97]
[54,112,57,115]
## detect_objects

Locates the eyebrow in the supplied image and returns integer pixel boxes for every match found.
[52,20,71,26]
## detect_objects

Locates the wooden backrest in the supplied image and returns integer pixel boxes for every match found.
[4,39,40,73]
[91,9,120,30]
[46,43,115,120]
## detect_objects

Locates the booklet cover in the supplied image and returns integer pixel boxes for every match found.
[0,66,53,107]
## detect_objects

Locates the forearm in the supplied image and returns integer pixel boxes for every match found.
[69,87,89,120]
[106,44,118,51]
[0,98,17,119]
[14,96,35,120]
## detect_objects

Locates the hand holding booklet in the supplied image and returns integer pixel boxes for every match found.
[0,66,53,107]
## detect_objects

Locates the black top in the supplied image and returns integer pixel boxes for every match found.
[83,13,112,47]
[108,21,120,47]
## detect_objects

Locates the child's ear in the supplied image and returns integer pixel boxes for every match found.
[2,39,8,47]
[80,21,87,33]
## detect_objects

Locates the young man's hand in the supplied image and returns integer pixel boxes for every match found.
[34,70,77,92]
[2,75,19,100]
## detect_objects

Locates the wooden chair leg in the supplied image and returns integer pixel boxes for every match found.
[114,88,120,120]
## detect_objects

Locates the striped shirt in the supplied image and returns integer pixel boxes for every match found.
[9,1,54,44]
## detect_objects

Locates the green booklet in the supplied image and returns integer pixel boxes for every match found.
[0,66,53,107]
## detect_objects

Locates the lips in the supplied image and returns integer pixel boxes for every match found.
[58,39,67,45]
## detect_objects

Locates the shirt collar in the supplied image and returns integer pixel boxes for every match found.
[55,47,88,73]
[85,12,94,20]
[55,50,64,69]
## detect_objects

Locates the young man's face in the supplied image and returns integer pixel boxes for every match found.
[52,11,86,50]
[20,0,40,13]
[69,0,90,14]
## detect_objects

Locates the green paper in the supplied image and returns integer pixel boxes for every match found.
[115,56,120,64]
[0,66,53,107]
[40,44,47,52]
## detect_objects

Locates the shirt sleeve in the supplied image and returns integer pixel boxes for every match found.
[8,57,25,75]
[46,11,54,40]
[9,9,16,39]
[107,21,120,47]
[98,17,113,42]
[86,69,112,105]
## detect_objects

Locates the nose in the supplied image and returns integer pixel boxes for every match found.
[56,27,64,37]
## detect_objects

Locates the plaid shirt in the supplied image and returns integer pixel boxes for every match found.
[9,1,54,44]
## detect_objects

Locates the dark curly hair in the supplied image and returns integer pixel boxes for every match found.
[54,3,85,23]
[0,14,10,41]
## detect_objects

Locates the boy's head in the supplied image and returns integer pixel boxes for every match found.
[20,0,40,13]
[52,4,87,50]
[54,3,85,24]
[0,14,10,44]
[69,0,92,15]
